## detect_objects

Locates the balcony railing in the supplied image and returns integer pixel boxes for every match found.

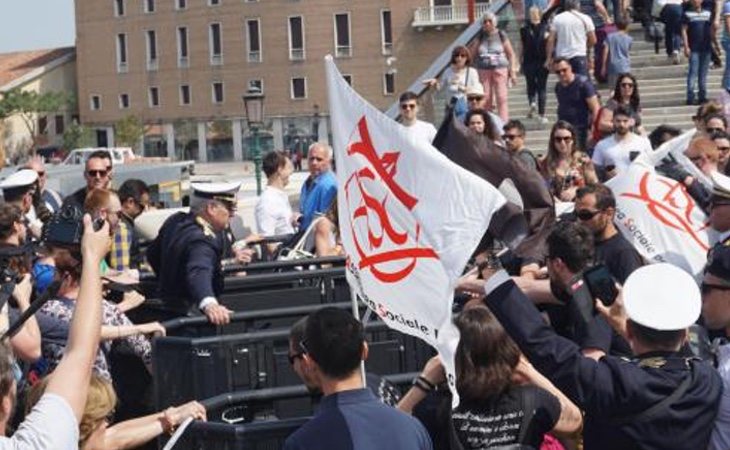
[178,56,189,68]
[147,59,158,71]
[335,45,352,58]
[413,3,492,28]
[248,51,261,62]
[289,48,305,61]
[117,62,128,73]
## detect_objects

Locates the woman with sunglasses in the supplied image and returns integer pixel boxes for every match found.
[595,73,644,142]
[423,46,481,121]
[539,121,598,202]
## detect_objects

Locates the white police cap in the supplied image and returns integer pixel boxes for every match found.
[710,171,730,200]
[622,263,700,331]
[191,181,241,205]
[0,169,38,192]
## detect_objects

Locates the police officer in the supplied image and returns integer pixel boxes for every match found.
[0,169,43,239]
[709,171,730,253]
[458,263,722,449]
[146,182,241,325]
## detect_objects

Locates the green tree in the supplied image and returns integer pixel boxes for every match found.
[0,89,71,156]
[114,114,146,148]
[62,122,94,152]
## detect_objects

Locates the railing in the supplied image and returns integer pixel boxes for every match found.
[335,45,352,58]
[412,3,492,27]
[147,59,158,71]
[117,62,128,73]
[289,48,305,61]
[178,56,189,68]
[382,42,393,55]
[210,54,223,66]
[248,51,261,62]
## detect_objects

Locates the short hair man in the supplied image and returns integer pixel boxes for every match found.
[299,142,337,231]
[0,169,43,239]
[686,136,720,175]
[710,130,730,173]
[502,120,537,171]
[575,184,644,283]
[147,182,240,325]
[62,150,114,210]
[398,91,437,144]
[699,244,730,450]
[283,307,432,450]
[544,221,631,359]
[545,0,597,76]
[458,260,722,450]
[592,105,653,179]
[553,58,600,151]
[25,156,62,213]
[109,179,149,271]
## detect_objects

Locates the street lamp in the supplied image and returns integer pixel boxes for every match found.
[242,86,266,195]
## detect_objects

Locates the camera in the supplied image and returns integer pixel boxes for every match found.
[42,205,102,247]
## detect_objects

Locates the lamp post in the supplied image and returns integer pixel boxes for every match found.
[242,86,266,195]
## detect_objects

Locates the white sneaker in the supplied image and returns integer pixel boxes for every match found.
[528,102,537,118]
[671,51,680,65]
[538,116,549,124]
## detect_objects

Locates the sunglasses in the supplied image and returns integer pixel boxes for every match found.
[575,209,602,221]
[700,282,730,295]
[717,146,730,152]
[620,82,634,88]
[87,169,109,178]
[707,127,724,134]
[467,96,483,102]
[454,54,468,58]
[400,103,417,110]
[502,134,521,140]
[554,136,572,143]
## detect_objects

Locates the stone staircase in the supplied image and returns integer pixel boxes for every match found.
[505,24,723,155]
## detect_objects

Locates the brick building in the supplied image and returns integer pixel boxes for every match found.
[75,0,489,161]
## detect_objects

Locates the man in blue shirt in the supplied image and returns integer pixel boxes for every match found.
[299,143,337,231]
[682,0,715,104]
[283,307,432,450]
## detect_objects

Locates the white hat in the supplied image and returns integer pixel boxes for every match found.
[465,83,485,98]
[710,171,730,200]
[623,263,700,331]
[191,181,241,206]
[0,169,38,192]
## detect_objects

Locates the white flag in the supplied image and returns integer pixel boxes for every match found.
[607,130,717,277]
[325,56,506,405]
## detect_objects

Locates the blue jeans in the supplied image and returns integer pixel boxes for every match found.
[570,56,589,77]
[660,4,682,56]
[723,39,730,91]
[687,50,711,103]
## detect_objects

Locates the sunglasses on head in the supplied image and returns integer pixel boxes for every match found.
[575,209,602,221]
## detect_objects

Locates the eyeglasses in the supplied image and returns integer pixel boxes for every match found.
[707,127,725,134]
[620,82,635,88]
[400,103,417,110]
[502,134,521,140]
[86,169,109,178]
[554,136,572,143]
[575,209,603,221]
[700,282,730,295]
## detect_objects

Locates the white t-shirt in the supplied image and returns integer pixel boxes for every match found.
[551,11,596,59]
[255,186,295,236]
[402,120,438,145]
[591,133,652,174]
[709,344,730,450]
[0,393,79,449]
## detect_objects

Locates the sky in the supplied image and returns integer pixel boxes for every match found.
[0,0,75,53]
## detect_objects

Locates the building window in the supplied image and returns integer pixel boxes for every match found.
[146,30,158,71]
[248,79,264,94]
[383,72,396,95]
[119,93,130,109]
[381,10,393,55]
[90,95,102,111]
[149,87,160,107]
[177,26,189,68]
[144,0,155,13]
[342,74,352,86]
[180,85,191,105]
[246,19,262,62]
[334,13,351,58]
[176,0,187,9]
[212,82,224,103]
[55,115,65,135]
[209,0,220,5]
[291,77,307,99]
[38,117,48,135]
[288,16,305,61]
[209,23,223,65]
[116,33,128,73]
[114,0,125,17]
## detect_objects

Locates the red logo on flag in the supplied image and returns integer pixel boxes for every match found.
[621,172,710,251]
[344,117,439,283]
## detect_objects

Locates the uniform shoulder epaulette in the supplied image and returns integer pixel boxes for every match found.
[195,216,216,238]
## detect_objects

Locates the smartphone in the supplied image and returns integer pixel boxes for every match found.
[583,264,619,307]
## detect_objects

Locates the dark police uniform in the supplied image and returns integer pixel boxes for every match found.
[483,270,722,450]
[146,212,224,318]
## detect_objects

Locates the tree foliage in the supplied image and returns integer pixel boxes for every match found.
[0,89,72,155]
[63,122,94,151]
[114,114,146,148]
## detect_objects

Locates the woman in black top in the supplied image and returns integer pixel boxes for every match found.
[520,7,550,123]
